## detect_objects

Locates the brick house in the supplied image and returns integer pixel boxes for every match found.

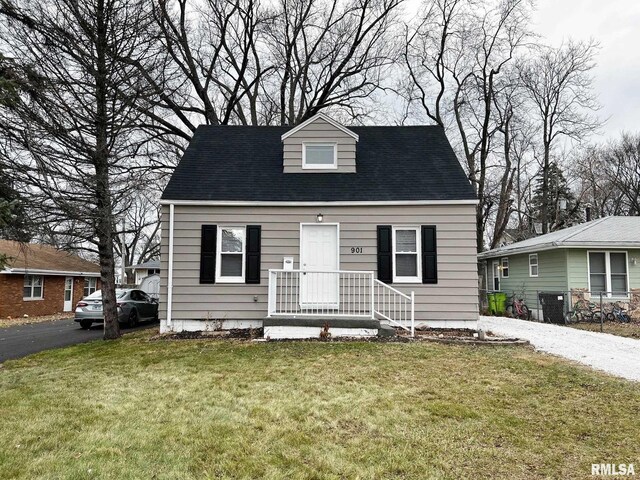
[0,240,101,319]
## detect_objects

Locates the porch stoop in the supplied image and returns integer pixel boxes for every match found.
[263,317,388,339]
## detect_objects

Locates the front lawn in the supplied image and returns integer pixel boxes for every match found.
[1,332,639,479]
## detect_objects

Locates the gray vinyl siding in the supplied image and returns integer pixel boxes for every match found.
[159,204,478,323]
[283,117,357,173]
[487,249,568,305]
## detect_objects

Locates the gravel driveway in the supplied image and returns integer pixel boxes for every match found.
[479,316,640,382]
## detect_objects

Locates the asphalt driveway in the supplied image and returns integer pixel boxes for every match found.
[479,316,640,382]
[0,319,156,363]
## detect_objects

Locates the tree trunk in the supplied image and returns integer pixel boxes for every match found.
[95,0,120,340]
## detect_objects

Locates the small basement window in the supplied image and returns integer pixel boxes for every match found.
[216,226,246,283]
[24,275,44,299]
[302,143,337,169]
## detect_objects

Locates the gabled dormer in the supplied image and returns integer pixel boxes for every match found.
[281,113,359,173]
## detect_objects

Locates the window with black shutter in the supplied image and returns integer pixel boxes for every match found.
[377,225,392,283]
[245,225,261,284]
[199,225,217,284]
[421,225,437,284]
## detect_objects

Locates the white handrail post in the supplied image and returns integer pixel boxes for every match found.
[370,273,375,319]
[410,291,415,337]
[267,270,276,316]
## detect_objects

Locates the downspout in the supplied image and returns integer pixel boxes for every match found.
[167,203,175,327]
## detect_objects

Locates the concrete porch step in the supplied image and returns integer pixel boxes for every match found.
[264,317,380,329]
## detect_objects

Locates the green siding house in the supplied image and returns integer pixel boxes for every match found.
[478,217,640,319]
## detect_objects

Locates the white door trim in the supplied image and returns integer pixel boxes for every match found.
[492,261,500,291]
[63,276,74,312]
[299,223,340,309]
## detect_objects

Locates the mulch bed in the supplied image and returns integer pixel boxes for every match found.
[152,326,528,346]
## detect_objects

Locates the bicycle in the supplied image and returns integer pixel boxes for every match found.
[564,299,602,324]
[603,301,631,323]
[506,293,531,320]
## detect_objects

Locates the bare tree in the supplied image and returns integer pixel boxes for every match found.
[519,40,600,233]
[574,133,640,217]
[141,0,403,130]
[0,0,158,339]
[114,188,162,284]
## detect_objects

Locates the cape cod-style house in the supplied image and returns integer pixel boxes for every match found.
[159,113,478,338]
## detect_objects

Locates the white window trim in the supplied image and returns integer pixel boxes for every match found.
[301,142,338,170]
[392,226,422,283]
[529,253,538,278]
[216,226,246,283]
[501,257,509,278]
[587,250,629,298]
[23,275,44,300]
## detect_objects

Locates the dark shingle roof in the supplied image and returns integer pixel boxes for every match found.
[161,125,476,202]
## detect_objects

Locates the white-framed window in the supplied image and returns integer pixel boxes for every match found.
[23,275,44,300]
[84,277,97,297]
[216,226,246,283]
[501,257,509,278]
[529,253,538,277]
[588,251,628,297]
[302,143,337,169]
[392,226,421,283]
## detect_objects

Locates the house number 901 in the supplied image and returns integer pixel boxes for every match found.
[351,247,363,254]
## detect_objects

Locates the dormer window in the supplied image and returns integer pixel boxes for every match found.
[302,143,337,170]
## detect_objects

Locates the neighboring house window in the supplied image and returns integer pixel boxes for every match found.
[24,275,44,299]
[588,251,628,296]
[529,254,538,277]
[216,226,246,283]
[501,257,509,278]
[84,277,97,297]
[302,143,337,169]
[392,226,421,283]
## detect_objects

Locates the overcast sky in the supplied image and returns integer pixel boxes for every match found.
[533,0,640,141]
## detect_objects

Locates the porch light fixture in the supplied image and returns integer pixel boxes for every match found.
[316,213,324,223]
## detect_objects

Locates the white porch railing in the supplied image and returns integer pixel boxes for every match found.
[267,269,414,335]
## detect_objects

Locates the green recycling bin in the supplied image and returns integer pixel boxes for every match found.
[487,293,497,313]
[494,292,508,314]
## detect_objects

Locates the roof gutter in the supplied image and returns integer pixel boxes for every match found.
[159,199,479,206]
[478,241,640,259]
[1,268,101,277]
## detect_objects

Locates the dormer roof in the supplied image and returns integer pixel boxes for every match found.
[281,113,359,142]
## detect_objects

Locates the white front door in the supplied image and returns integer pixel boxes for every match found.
[492,261,500,291]
[300,224,339,309]
[63,276,73,312]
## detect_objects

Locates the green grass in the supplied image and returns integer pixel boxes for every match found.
[569,321,640,339]
[1,332,639,479]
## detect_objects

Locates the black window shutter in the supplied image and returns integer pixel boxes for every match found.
[421,225,437,284]
[245,225,261,284]
[377,225,392,283]
[200,225,217,284]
